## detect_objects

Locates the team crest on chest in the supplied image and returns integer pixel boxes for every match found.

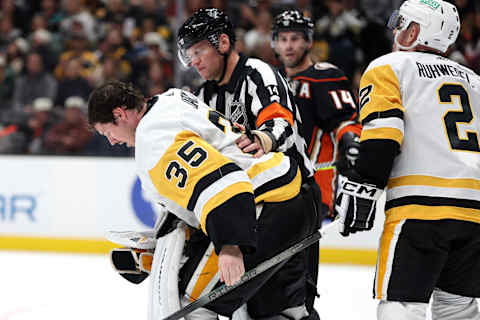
[228,100,248,128]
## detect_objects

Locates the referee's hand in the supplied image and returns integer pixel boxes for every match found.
[234,123,265,158]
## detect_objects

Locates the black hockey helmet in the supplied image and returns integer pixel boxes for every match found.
[271,10,314,44]
[177,8,236,67]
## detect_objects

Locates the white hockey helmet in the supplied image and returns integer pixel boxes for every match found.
[387,0,460,53]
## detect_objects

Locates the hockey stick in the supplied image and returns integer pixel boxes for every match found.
[162,219,340,320]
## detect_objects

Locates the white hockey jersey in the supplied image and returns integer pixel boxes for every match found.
[359,51,480,224]
[135,88,301,234]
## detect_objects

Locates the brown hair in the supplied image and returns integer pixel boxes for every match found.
[87,80,144,125]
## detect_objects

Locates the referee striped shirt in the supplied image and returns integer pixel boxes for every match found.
[196,54,314,181]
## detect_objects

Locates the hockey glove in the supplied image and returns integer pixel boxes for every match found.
[334,174,383,237]
[110,248,153,284]
[336,131,360,177]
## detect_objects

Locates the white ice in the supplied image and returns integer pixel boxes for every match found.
[0,251,377,320]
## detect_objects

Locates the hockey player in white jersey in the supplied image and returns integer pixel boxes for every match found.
[88,80,320,320]
[333,0,480,319]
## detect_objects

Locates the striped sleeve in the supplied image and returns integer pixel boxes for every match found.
[148,130,257,253]
[358,64,405,147]
[246,60,296,152]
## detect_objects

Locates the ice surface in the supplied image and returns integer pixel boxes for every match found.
[0,251,379,320]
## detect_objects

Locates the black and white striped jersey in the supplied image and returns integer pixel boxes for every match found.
[195,54,314,181]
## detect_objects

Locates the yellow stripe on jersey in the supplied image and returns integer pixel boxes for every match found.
[247,152,301,203]
[255,168,302,203]
[149,130,237,208]
[360,127,403,145]
[375,220,402,300]
[200,182,253,234]
[359,65,404,122]
[189,249,219,302]
[388,175,480,191]
[247,152,284,179]
[385,205,480,224]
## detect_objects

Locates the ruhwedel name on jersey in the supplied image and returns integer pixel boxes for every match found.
[416,62,470,83]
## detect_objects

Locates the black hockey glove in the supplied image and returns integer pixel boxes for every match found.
[336,131,360,177]
[334,173,383,237]
[110,248,153,284]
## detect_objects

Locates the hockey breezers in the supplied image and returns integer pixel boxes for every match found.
[162,219,340,320]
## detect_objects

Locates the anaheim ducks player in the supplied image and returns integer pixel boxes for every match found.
[272,10,362,315]
[88,81,319,320]
[333,0,480,319]
[272,10,362,217]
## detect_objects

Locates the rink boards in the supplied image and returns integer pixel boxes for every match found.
[0,156,384,265]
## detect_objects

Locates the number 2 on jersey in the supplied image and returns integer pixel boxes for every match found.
[439,83,480,152]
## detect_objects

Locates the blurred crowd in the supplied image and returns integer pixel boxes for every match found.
[0,0,478,156]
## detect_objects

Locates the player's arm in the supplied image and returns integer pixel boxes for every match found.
[147,132,257,285]
[147,134,257,253]
[238,67,296,156]
[335,63,404,236]
[308,69,363,171]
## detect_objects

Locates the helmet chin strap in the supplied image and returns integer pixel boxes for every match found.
[216,52,229,84]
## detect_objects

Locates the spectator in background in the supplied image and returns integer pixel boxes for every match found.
[55,58,92,107]
[30,28,59,72]
[0,55,15,116]
[243,9,277,65]
[132,0,167,24]
[144,60,172,96]
[128,30,173,93]
[144,31,171,62]
[30,12,63,57]
[12,52,58,113]
[31,12,49,32]
[94,26,132,80]
[0,14,21,51]
[5,37,29,76]
[59,0,97,43]
[0,110,32,154]
[130,0,169,37]
[99,0,132,28]
[463,5,480,73]
[314,0,366,79]
[44,96,92,155]
[0,0,28,35]
[40,0,64,33]
[27,97,57,154]
[358,0,399,68]
[54,30,98,81]
[143,32,172,79]
[454,0,476,20]
[90,55,129,87]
